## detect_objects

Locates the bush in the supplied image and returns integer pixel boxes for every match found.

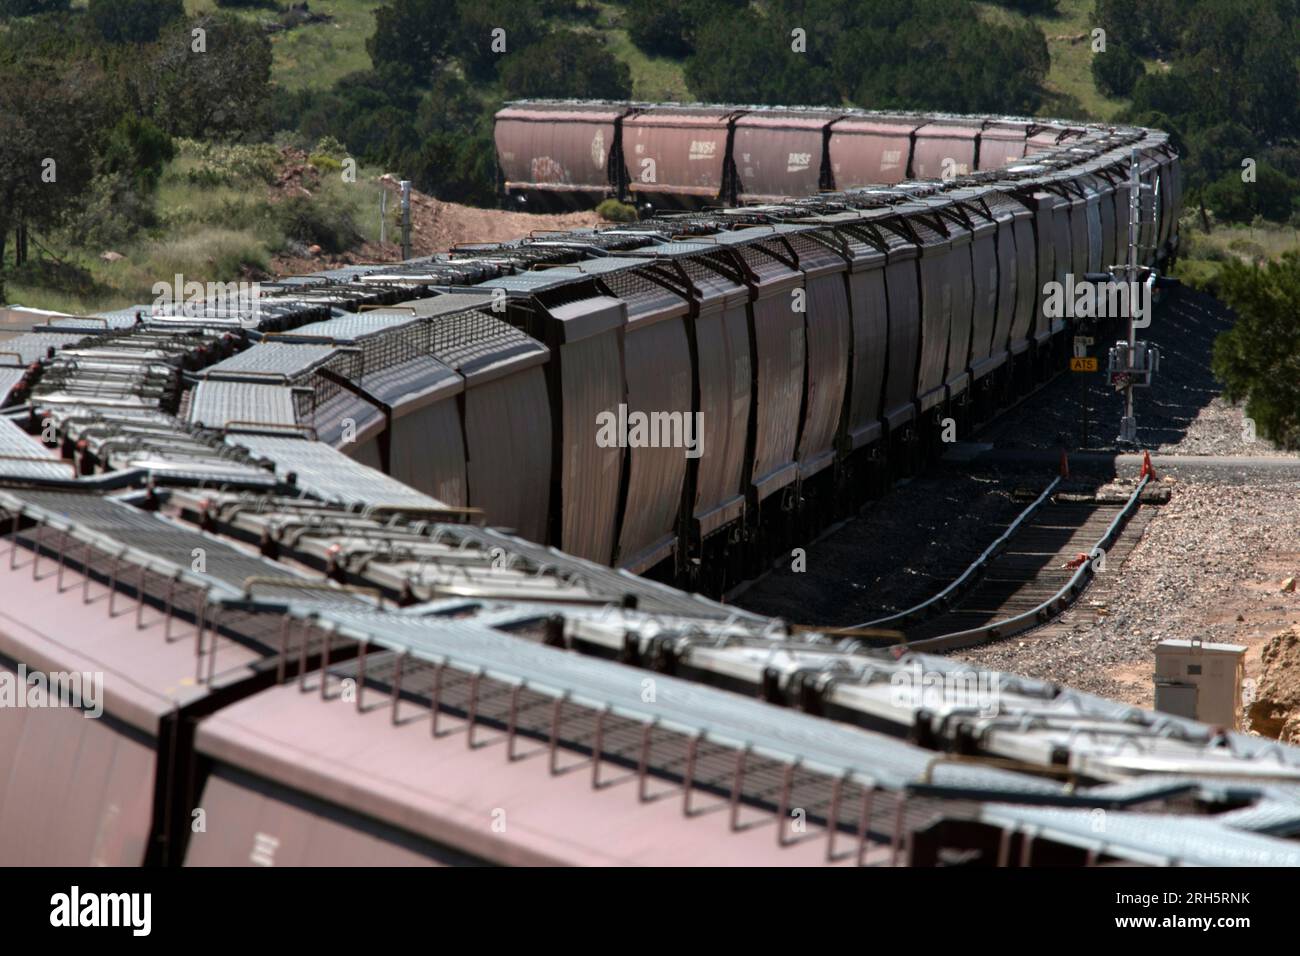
[312,135,349,159]
[1211,252,1300,449]
[1202,164,1298,225]
[1226,237,1267,259]
[1092,43,1145,97]
[627,2,692,58]
[596,199,638,222]
[87,0,183,43]
[274,194,361,254]
[100,115,176,192]
[0,0,70,16]
[55,171,157,250]
[1172,258,1224,297]
[309,154,343,173]
[456,0,545,80]
[368,0,456,78]
[178,140,282,188]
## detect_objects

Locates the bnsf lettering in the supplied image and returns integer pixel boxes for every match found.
[787,152,812,172]
[688,140,718,160]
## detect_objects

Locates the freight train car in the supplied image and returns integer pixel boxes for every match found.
[3,485,1294,869]
[13,120,1184,610]
[493,102,1152,228]
[0,110,1206,870]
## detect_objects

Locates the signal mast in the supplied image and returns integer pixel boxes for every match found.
[1106,147,1162,444]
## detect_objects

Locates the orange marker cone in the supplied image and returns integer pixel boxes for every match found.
[1139,450,1156,481]
[1059,449,1069,478]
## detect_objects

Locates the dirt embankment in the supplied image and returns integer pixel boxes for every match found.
[270,165,603,275]
[1249,626,1300,742]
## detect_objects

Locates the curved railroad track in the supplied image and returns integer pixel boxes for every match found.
[839,472,1156,653]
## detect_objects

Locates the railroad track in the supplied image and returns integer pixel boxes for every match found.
[844,473,1156,653]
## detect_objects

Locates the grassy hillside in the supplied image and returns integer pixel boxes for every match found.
[974,0,1128,120]
[188,0,1120,117]
[200,0,694,99]
[1174,222,1300,296]
[12,0,1288,315]
[179,0,379,92]
[5,141,390,314]
[266,0,380,92]
[589,2,692,101]
[239,0,1111,114]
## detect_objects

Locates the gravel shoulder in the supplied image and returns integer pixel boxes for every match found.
[733,472,1042,627]
[953,287,1299,710]
[955,476,1300,710]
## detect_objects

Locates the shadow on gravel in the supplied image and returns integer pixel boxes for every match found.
[735,286,1240,627]
[733,472,1098,628]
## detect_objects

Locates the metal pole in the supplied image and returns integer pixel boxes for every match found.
[1119,148,1139,444]
[1081,371,1089,448]
[400,180,412,262]
[379,190,387,248]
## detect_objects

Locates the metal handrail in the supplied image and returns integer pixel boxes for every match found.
[240,575,382,605]
[0,454,78,477]
[222,419,318,440]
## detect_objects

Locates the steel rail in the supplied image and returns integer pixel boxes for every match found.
[838,475,1062,633]
[903,474,1150,653]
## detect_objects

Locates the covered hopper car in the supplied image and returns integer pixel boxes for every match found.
[495,101,1103,213]
[0,109,1205,869]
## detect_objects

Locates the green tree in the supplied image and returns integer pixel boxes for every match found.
[1181,122,1254,192]
[829,0,1048,114]
[99,114,175,191]
[415,73,487,138]
[1212,253,1300,449]
[1202,164,1297,224]
[1127,0,1300,143]
[88,0,183,43]
[627,1,693,58]
[0,0,70,16]
[142,15,273,140]
[685,0,1048,114]
[296,66,422,165]
[367,0,456,79]
[410,124,497,206]
[686,9,837,105]
[1092,0,1181,59]
[0,59,108,262]
[1092,42,1144,97]
[499,30,632,100]
[457,0,544,81]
